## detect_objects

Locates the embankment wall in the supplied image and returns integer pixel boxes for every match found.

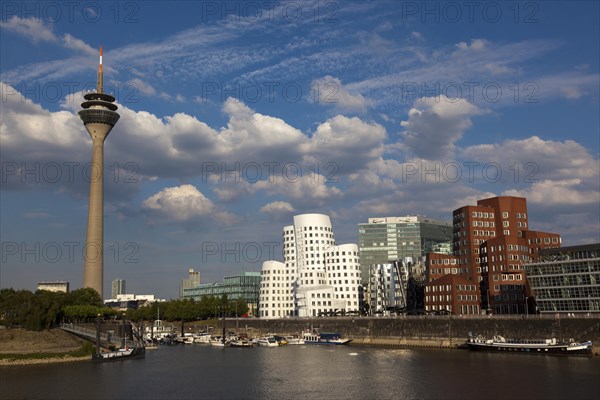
[216,317,600,354]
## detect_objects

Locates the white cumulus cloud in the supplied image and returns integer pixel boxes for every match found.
[260,201,295,214]
[503,179,599,206]
[142,184,235,224]
[400,95,487,159]
[311,76,372,113]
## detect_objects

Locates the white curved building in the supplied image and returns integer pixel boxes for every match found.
[259,214,361,318]
[259,260,287,318]
[325,244,361,312]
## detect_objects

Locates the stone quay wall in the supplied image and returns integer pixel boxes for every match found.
[218,316,600,354]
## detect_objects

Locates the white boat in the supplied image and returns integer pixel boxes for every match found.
[302,330,352,345]
[257,336,279,347]
[177,334,195,344]
[93,345,146,362]
[143,338,158,349]
[210,336,227,347]
[285,335,305,345]
[466,335,593,355]
[145,319,176,341]
[230,339,254,348]
[193,332,211,344]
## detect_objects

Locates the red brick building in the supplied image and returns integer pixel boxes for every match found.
[425,196,560,315]
[424,274,480,315]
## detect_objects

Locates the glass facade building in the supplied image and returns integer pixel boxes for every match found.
[358,216,452,285]
[182,272,261,311]
[523,243,600,314]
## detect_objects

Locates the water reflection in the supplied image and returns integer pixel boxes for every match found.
[1,345,599,400]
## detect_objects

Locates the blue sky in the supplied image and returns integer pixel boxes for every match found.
[1,1,599,299]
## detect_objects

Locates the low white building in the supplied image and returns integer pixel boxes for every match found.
[37,281,69,293]
[104,293,165,310]
[259,214,361,318]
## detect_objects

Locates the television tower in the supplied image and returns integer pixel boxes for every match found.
[78,47,120,298]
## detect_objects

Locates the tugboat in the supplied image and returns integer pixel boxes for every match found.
[466,335,592,355]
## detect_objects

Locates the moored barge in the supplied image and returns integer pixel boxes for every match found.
[466,335,592,355]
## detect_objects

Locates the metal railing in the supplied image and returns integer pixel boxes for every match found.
[60,323,121,345]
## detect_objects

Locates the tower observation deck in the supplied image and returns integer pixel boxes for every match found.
[78,47,120,299]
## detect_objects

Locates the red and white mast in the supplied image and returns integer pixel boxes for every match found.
[96,46,103,93]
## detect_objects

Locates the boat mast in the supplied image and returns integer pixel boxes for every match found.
[96,313,101,355]
[122,313,126,348]
[222,308,226,344]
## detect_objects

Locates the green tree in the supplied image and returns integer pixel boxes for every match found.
[63,305,99,322]
[232,297,249,317]
[65,288,102,307]
[34,289,65,329]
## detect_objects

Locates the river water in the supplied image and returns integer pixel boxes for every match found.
[2,344,599,400]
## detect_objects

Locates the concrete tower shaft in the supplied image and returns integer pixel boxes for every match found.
[78,47,120,299]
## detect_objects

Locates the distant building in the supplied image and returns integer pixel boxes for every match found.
[104,293,165,311]
[358,216,452,286]
[180,268,201,298]
[37,281,69,293]
[523,243,600,315]
[367,262,406,315]
[365,258,428,315]
[111,279,126,299]
[406,275,426,313]
[182,272,261,317]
